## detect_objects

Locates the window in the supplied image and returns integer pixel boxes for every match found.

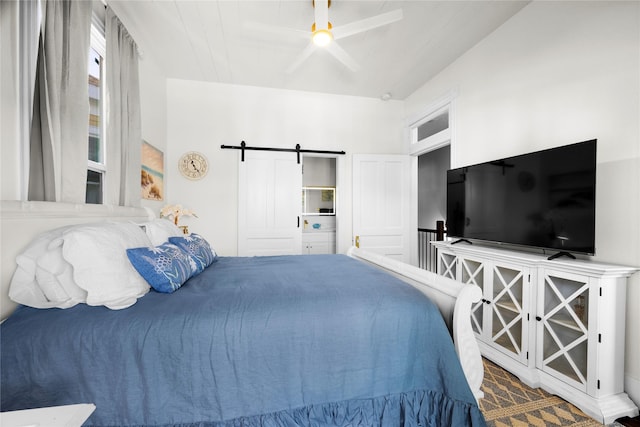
[410,106,450,148]
[86,11,106,204]
[407,96,455,158]
[417,110,449,141]
[88,47,102,164]
[86,169,103,204]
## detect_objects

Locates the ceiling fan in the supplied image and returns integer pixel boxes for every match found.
[248,0,403,73]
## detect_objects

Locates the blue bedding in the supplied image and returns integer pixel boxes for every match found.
[1,254,485,426]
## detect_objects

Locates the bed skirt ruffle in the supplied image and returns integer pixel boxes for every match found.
[163,390,486,427]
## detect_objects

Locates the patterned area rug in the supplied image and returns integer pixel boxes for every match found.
[478,358,615,427]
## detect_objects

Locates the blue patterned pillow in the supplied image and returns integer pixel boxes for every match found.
[126,243,196,293]
[168,233,216,274]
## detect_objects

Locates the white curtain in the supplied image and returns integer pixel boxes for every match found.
[105,6,141,207]
[28,0,92,203]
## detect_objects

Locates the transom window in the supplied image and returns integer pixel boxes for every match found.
[417,110,449,142]
[407,98,453,157]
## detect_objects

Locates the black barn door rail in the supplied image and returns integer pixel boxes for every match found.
[221,141,346,163]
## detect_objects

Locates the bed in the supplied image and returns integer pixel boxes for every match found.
[0,201,486,426]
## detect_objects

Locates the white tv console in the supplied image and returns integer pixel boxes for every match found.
[432,241,638,424]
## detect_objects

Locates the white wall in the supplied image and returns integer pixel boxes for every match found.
[165,79,404,256]
[138,56,168,212]
[405,0,640,403]
[303,157,336,187]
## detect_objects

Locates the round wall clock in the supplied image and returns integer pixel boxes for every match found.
[179,151,209,180]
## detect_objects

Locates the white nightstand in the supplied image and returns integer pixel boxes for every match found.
[0,404,96,427]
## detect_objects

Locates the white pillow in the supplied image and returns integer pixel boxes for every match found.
[9,225,83,309]
[39,241,88,304]
[141,218,184,246]
[61,222,152,309]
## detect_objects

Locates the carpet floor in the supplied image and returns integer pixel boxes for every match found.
[478,358,621,427]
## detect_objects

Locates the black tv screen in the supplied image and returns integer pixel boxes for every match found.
[446,139,597,256]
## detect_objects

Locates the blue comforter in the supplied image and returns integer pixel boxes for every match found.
[1,254,485,426]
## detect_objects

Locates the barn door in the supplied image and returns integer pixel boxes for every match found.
[238,151,302,256]
[352,154,412,262]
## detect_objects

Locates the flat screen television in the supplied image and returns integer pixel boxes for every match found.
[446,139,596,258]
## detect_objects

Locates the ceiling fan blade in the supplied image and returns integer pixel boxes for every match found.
[314,0,329,30]
[286,42,317,73]
[326,41,360,72]
[243,21,309,41]
[332,9,403,40]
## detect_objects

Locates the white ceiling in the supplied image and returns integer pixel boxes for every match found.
[108,0,529,100]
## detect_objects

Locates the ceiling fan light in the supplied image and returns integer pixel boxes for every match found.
[312,29,333,46]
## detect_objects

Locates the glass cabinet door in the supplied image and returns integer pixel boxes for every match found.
[438,252,457,280]
[459,258,486,337]
[490,265,527,360]
[436,251,530,366]
[538,270,589,391]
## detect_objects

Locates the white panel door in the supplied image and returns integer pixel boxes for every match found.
[238,151,302,256]
[352,154,411,262]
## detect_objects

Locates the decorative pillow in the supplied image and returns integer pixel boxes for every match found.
[127,243,196,293]
[140,219,184,246]
[9,225,86,309]
[168,234,217,274]
[61,222,152,309]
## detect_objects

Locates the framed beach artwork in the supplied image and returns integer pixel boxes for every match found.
[141,141,164,200]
